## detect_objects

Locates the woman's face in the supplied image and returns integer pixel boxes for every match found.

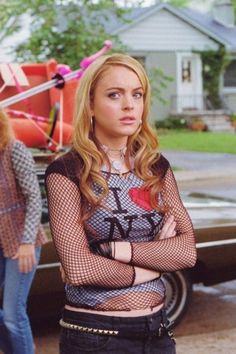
[90,65,144,146]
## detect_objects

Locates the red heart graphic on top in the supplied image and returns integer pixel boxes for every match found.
[128,187,155,211]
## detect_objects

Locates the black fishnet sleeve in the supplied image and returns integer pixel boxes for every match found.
[46,171,135,288]
[131,166,197,272]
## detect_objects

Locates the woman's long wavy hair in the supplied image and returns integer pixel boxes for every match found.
[0,109,14,151]
[72,54,162,220]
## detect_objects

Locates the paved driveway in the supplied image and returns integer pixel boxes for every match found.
[162,150,236,200]
[162,150,236,173]
[161,149,236,228]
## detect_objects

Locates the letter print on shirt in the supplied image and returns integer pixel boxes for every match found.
[87,174,163,243]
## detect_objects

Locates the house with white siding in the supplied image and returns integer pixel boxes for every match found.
[107,1,236,122]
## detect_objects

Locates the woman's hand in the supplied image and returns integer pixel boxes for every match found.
[134,266,161,285]
[91,241,132,263]
[12,244,36,273]
[156,215,176,240]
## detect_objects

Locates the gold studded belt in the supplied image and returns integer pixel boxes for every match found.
[59,318,174,340]
[59,319,118,336]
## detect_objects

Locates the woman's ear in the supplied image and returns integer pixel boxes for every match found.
[89,99,94,117]
[89,108,94,117]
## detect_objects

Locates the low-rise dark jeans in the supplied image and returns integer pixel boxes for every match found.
[59,307,176,354]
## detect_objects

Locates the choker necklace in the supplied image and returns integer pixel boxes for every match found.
[101,144,127,175]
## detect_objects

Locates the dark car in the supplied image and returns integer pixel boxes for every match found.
[26,155,236,325]
[162,223,236,325]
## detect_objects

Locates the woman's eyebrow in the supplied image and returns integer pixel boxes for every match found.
[105,86,143,91]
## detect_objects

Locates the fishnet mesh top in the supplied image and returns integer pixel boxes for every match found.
[45,152,196,311]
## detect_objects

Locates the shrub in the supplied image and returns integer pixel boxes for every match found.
[154,116,188,130]
[230,113,236,122]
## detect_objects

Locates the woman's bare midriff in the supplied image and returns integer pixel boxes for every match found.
[65,302,164,317]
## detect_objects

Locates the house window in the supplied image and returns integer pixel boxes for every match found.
[224,59,236,87]
[182,58,192,82]
[133,56,146,68]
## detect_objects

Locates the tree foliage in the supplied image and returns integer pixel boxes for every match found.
[233,0,236,22]
[161,0,190,6]
[0,0,133,68]
[201,46,231,108]
[0,0,195,67]
[0,1,26,43]
[148,67,173,105]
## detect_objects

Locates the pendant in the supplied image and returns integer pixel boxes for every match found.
[111,160,122,172]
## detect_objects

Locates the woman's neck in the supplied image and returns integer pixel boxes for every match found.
[101,143,127,159]
[95,133,128,151]
[99,142,130,175]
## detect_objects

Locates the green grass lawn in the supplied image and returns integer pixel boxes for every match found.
[157,130,236,154]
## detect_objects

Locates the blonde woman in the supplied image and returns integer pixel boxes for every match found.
[0,109,47,354]
[45,54,196,354]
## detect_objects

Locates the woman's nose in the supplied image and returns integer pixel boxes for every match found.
[122,95,134,110]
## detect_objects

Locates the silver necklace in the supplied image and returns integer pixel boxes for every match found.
[111,159,123,173]
[101,144,127,174]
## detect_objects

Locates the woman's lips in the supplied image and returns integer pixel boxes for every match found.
[119,116,136,124]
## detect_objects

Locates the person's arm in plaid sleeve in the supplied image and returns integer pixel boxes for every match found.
[11,140,42,272]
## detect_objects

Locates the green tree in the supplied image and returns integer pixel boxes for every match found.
[0,0,194,67]
[148,67,173,105]
[0,0,134,68]
[164,0,190,6]
[0,1,26,43]
[153,0,191,6]
[233,0,236,21]
[201,46,231,108]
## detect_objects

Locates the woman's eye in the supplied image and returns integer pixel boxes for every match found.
[108,92,120,99]
[133,92,143,99]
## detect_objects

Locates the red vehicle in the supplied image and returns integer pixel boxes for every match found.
[0,41,112,150]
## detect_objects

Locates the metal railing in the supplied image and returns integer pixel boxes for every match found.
[170,94,233,112]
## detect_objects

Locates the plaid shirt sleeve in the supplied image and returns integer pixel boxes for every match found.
[11,140,42,244]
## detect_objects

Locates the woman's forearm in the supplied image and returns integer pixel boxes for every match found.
[133,266,160,286]
[112,234,196,273]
